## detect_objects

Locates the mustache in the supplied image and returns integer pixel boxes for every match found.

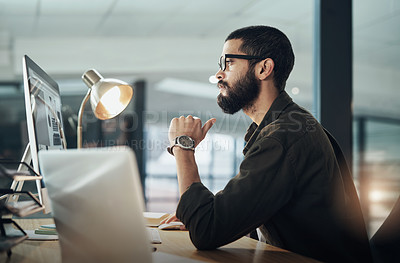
[217,80,229,88]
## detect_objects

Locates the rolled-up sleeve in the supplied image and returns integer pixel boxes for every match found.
[176,137,296,250]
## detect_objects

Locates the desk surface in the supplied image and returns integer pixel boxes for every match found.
[0,218,319,263]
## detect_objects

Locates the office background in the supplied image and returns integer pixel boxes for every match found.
[0,0,399,237]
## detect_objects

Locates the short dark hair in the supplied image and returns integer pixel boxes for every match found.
[226,25,295,92]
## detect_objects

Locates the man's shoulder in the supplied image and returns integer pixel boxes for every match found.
[258,106,323,148]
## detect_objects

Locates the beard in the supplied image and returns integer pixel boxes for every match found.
[217,69,261,115]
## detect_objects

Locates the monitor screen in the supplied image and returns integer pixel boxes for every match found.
[22,55,66,175]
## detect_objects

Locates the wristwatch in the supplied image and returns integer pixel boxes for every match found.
[167,135,195,156]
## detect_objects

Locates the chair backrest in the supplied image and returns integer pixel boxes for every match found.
[320,128,377,262]
[370,195,400,263]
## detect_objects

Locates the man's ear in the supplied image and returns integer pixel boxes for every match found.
[256,58,274,80]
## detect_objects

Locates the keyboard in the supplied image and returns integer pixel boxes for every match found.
[147,228,162,244]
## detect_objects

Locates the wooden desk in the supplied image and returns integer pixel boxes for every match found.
[0,219,319,263]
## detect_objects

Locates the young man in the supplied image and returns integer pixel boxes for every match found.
[166,25,372,262]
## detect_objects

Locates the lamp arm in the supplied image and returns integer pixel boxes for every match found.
[77,89,91,149]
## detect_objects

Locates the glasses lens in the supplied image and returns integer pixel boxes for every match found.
[219,55,225,71]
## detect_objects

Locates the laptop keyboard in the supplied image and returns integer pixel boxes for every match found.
[147,228,162,244]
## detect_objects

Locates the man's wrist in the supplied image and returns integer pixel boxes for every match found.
[172,146,194,156]
[167,145,195,156]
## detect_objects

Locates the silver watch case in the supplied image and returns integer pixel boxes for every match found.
[167,135,195,155]
[174,135,195,150]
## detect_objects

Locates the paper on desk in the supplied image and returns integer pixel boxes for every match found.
[40,224,56,229]
[143,212,169,227]
[25,230,59,240]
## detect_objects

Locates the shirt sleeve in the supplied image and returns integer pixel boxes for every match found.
[176,137,296,250]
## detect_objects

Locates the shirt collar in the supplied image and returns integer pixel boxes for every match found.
[243,91,293,155]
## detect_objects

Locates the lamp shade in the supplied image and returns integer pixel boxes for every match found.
[82,69,133,120]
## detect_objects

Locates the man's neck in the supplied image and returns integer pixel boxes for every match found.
[243,84,279,125]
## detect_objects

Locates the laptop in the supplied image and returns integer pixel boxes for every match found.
[38,146,153,263]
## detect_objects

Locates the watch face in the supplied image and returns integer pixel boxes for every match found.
[178,136,194,148]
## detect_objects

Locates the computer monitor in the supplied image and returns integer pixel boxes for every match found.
[21,55,66,208]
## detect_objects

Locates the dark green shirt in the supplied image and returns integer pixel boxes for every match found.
[176,91,372,262]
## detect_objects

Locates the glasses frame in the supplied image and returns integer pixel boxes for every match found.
[219,54,266,71]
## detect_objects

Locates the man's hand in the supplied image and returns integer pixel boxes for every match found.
[160,213,186,230]
[168,116,216,148]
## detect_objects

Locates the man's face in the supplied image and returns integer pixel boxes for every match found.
[215,39,261,114]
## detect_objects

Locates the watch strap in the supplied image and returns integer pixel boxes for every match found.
[167,145,195,156]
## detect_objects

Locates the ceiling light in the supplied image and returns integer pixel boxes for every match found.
[291,87,300,95]
[369,190,384,202]
[209,75,218,84]
[155,78,218,99]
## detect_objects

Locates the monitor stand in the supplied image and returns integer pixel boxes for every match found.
[7,144,51,214]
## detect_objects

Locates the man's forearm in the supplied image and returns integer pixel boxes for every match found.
[173,147,201,195]
[167,116,215,195]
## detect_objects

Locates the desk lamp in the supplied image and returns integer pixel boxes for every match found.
[78,69,133,148]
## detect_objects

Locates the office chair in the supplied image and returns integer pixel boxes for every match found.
[370,195,400,262]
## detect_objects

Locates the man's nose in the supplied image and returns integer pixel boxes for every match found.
[215,69,224,81]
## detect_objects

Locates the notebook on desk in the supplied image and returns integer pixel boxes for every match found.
[39,146,203,263]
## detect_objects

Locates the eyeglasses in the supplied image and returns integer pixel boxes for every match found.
[218,54,266,71]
